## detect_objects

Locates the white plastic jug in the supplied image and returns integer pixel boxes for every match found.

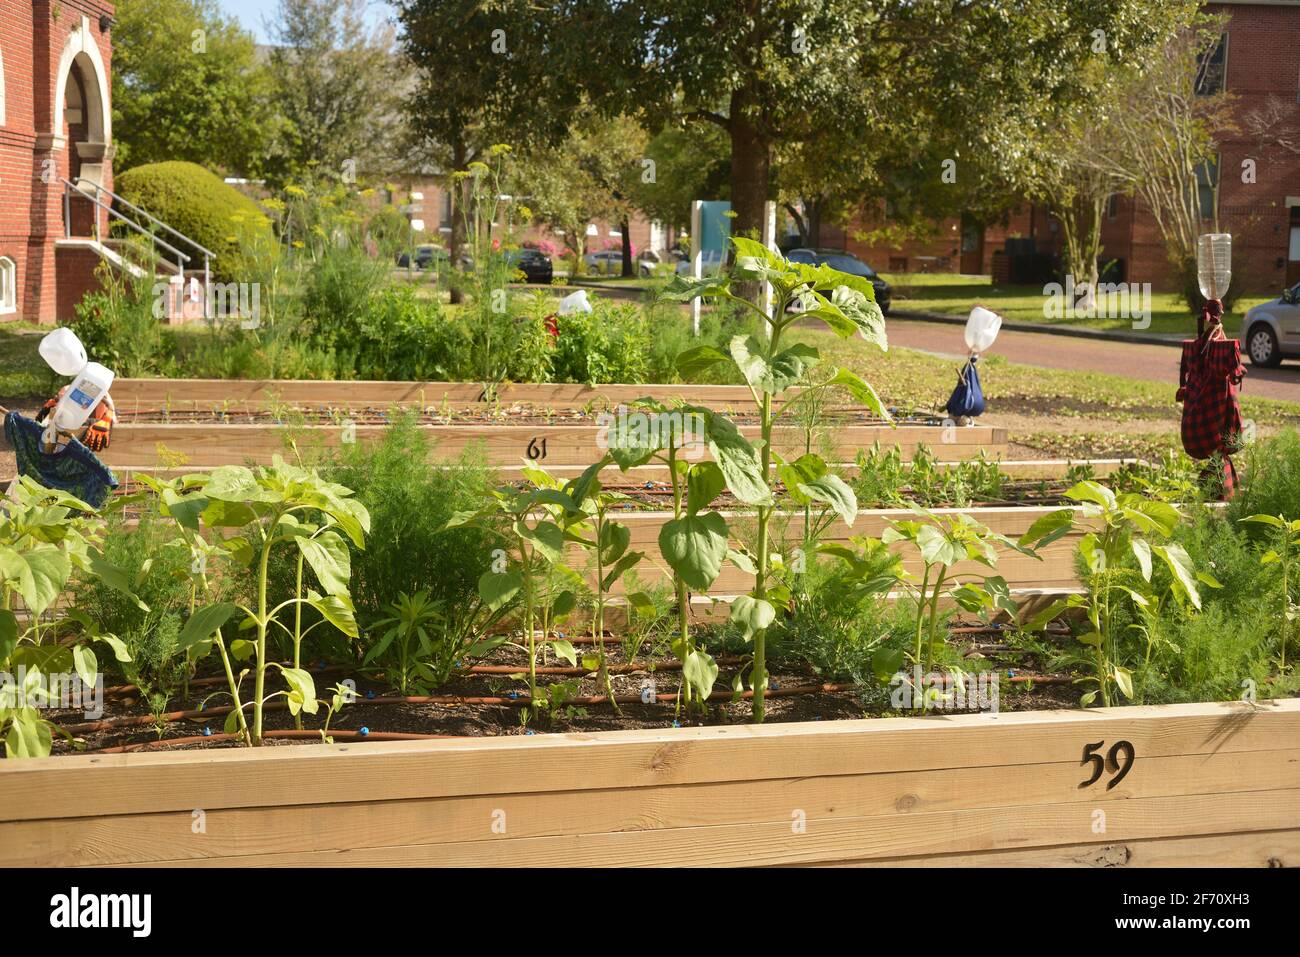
[558,289,593,315]
[52,362,114,433]
[964,306,1002,355]
[38,328,87,377]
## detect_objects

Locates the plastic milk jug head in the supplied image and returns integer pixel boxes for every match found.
[558,289,593,315]
[39,328,87,377]
[964,306,1002,355]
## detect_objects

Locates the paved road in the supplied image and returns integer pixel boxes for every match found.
[885,316,1300,403]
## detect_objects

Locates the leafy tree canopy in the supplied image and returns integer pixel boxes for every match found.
[111,0,270,174]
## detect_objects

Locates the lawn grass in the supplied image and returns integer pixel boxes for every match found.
[787,323,1300,431]
[880,272,1273,337]
[0,324,62,401]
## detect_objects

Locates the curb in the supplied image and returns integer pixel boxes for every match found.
[888,308,1198,348]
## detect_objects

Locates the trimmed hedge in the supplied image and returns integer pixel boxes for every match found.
[114,161,271,281]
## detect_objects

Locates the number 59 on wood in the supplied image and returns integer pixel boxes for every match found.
[1078,739,1136,790]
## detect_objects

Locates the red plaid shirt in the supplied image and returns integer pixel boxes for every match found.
[1177,327,1245,496]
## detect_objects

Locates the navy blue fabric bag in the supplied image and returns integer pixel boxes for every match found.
[4,412,118,508]
[946,357,986,419]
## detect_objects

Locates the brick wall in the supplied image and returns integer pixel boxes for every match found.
[1,0,116,324]
[389,175,666,262]
[54,243,103,320]
[1207,1,1300,295]
[842,1,1300,291]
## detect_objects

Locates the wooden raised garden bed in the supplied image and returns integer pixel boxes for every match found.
[591,506,1089,595]
[98,422,1008,468]
[1,699,1295,867]
[110,378,802,413]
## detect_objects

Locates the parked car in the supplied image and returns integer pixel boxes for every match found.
[674,250,726,277]
[504,248,554,284]
[1240,282,1300,367]
[395,244,440,269]
[395,246,473,271]
[785,247,892,314]
[583,249,653,277]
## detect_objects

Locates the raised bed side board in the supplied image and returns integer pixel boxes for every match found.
[0,699,1296,867]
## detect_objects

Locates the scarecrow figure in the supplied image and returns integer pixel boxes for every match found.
[945,306,1002,424]
[1176,297,1246,499]
[0,329,120,509]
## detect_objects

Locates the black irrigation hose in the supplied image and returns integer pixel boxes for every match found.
[85,728,460,754]
[65,671,1074,736]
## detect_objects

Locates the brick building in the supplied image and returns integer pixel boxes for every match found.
[389,173,671,268]
[0,1,116,324]
[845,0,1300,294]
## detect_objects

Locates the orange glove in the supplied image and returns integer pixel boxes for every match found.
[81,398,115,451]
[34,394,59,424]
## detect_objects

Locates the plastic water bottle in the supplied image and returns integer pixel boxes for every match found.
[1196,233,1232,301]
[52,362,114,433]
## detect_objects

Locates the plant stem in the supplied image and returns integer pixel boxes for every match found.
[668,444,692,714]
[593,509,619,712]
[252,533,272,746]
[1281,533,1289,671]
[925,568,948,674]
[213,627,250,745]
[913,566,932,678]
[524,551,537,704]
[293,552,304,731]
[753,395,774,723]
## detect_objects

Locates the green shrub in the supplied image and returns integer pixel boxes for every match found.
[115,161,272,282]
[643,297,751,384]
[551,299,652,384]
[301,236,391,355]
[160,322,338,380]
[74,508,247,707]
[1082,506,1283,705]
[320,413,501,627]
[776,558,916,686]
[1138,604,1278,705]
[465,288,552,386]
[1231,429,1300,527]
[333,286,470,381]
[70,247,165,376]
[1174,507,1273,608]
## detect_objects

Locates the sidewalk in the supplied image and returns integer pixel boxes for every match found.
[884,316,1299,402]
[889,308,1189,348]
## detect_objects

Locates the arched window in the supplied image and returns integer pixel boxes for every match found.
[0,257,16,316]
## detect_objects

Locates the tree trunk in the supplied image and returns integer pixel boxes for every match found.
[783,202,808,247]
[729,89,770,302]
[728,89,771,245]
[620,215,634,277]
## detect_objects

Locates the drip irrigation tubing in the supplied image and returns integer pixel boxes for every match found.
[85,728,460,754]
[102,656,748,698]
[62,672,1073,735]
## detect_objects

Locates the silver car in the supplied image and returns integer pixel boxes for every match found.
[1241,282,1300,367]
